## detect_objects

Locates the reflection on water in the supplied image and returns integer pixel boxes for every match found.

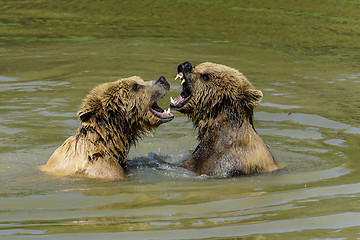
[0,0,359,239]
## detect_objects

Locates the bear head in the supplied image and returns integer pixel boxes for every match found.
[78,76,174,133]
[170,62,263,130]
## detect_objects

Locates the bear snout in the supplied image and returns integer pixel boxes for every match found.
[178,61,192,73]
[155,76,167,84]
[155,76,170,89]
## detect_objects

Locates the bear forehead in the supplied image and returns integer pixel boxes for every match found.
[90,76,147,96]
[195,62,251,86]
[115,76,146,85]
[195,62,240,76]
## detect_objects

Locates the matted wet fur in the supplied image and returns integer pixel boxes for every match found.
[41,76,174,180]
[170,62,278,177]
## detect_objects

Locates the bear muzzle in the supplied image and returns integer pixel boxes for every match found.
[155,76,170,91]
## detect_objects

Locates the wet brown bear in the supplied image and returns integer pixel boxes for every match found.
[170,62,278,177]
[41,76,174,180]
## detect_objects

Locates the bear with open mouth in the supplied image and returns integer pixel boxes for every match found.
[170,62,278,177]
[41,76,174,180]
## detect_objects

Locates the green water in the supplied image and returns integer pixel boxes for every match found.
[1,0,359,239]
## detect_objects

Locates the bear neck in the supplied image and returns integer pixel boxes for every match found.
[197,110,256,141]
[192,105,254,139]
[186,107,277,176]
[77,116,141,166]
[192,107,268,161]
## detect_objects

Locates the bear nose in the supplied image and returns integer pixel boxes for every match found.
[178,61,192,73]
[155,76,169,86]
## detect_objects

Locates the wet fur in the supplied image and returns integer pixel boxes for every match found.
[41,76,170,180]
[173,62,278,177]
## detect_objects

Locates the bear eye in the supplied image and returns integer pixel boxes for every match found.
[132,83,140,91]
[201,74,210,81]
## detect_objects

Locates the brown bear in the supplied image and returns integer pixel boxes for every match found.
[170,62,278,177]
[41,76,174,180]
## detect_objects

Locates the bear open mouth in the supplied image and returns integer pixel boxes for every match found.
[150,102,174,122]
[170,72,192,109]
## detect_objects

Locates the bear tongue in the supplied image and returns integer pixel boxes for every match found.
[175,72,184,80]
[174,95,184,103]
[175,72,186,85]
[170,95,185,105]
[150,103,174,120]
[153,109,174,119]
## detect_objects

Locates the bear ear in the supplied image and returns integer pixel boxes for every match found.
[77,107,96,124]
[243,89,263,108]
[77,98,101,125]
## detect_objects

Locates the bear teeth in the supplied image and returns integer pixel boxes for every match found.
[175,72,186,85]
[170,96,178,105]
[163,108,171,115]
[175,72,184,81]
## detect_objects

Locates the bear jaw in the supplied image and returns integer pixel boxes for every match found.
[170,63,193,110]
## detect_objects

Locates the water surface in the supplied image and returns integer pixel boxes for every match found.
[1,1,359,239]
